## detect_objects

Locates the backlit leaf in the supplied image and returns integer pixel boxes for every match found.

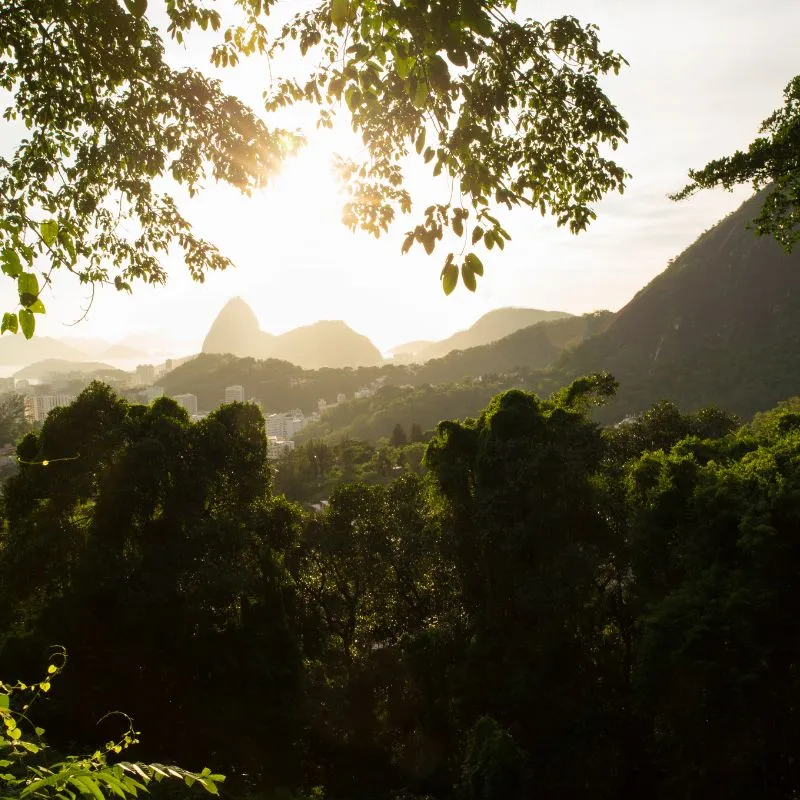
[1,249,22,278]
[19,309,35,339]
[465,252,484,276]
[441,259,458,295]
[39,220,58,246]
[1,313,18,335]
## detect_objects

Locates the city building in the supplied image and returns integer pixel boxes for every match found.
[142,386,164,404]
[353,387,375,400]
[267,436,295,460]
[224,384,245,404]
[265,410,307,440]
[319,393,348,414]
[172,393,198,416]
[24,394,75,424]
[135,364,156,386]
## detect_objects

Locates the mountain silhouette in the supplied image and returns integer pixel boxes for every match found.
[391,307,573,361]
[202,298,383,369]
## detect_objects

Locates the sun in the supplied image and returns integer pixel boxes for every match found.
[269,139,344,216]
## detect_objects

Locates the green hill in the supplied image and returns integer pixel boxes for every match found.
[560,191,800,420]
[414,311,613,384]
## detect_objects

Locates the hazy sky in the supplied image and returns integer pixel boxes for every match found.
[8,0,800,352]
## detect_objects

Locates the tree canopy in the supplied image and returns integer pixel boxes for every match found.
[0,0,629,337]
[673,74,800,252]
[5,382,800,797]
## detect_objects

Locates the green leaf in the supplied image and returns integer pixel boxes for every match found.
[124,0,147,16]
[461,262,477,291]
[471,226,484,245]
[344,85,361,111]
[40,219,58,247]
[60,232,77,265]
[1,313,18,335]
[396,57,414,79]
[70,776,104,800]
[1,249,22,278]
[330,0,350,29]
[0,694,8,709]
[441,259,458,295]
[18,272,39,304]
[412,80,428,109]
[29,299,46,314]
[465,252,484,276]
[428,55,450,93]
[447,48,468,68]
[19,309,35,339]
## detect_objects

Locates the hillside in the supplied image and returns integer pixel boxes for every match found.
[560,191,800,420]
[13,359,121,381]
[202,297,383,369]
[159,353,413,414]
[414,311,613,384]
[390,307,573,361]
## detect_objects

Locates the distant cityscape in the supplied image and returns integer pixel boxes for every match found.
[6,359,382,461]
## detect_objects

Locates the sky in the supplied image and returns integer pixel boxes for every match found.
[7,0,800,354]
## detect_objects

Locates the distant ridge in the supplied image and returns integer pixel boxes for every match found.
[560,191,800,419]
[202,297,383,369]
[0,335,88,365]
[13,359,122,381]
[392,307,573,362]
[414,311,614,384]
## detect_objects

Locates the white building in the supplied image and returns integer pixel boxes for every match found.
[353,387,375,400]
[224,384,245,404]
[266,410,307,440]
[318,394,347,414]
[172,393,198,416]
[24,394,75,424]
[267,436,295,460]
[143,386,164,404]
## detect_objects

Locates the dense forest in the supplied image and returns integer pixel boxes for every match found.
[4,378,800,799]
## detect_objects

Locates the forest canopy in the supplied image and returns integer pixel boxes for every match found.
[2,381,799,799]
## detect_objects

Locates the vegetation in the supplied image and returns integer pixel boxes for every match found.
[558,191,800,421]
[0,394,28,445]
[674,74,800,251]
[1,650,224,800]
[274,436,427,504]
[4,380,800,798]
